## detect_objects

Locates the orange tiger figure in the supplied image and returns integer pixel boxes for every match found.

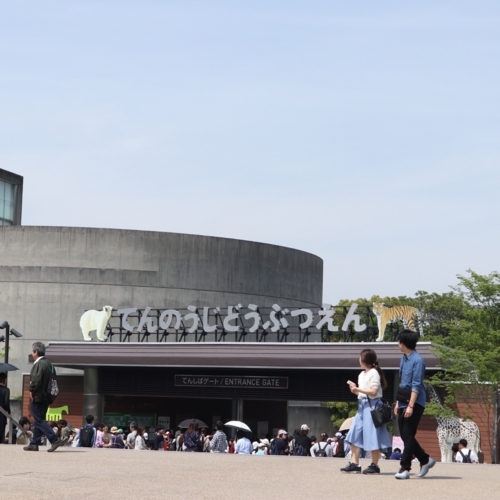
[372,302,423,342]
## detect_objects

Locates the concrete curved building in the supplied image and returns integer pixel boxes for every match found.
[0,226,323,397]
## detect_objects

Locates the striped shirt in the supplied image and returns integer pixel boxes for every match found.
[211,430,228,453]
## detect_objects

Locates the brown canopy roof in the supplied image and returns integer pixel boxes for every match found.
[45,342,441,371]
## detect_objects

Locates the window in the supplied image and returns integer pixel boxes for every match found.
[0,180,16,226]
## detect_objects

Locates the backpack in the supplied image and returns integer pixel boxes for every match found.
[315,442,328,457]
[334,438,345,458]
[42,360,59,404]
[293,443,307,456]
[270,439,281,455]
[459,450,472,463]
[80,426,94,448]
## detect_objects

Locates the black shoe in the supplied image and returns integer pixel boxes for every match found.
[47,438,68,452]
[363,463,381,474]
[340,462,362,473]
[23,444,39,451]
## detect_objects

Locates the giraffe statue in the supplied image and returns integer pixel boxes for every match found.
[425,383,481,463]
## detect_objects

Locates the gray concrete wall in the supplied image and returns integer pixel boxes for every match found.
[0,226,323,397]
[288,403,335,439]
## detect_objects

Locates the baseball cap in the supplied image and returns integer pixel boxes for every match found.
[300,424,310,431]
[278,429,288,436]
[335,432,342,438]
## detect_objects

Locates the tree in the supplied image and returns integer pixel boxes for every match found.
[326,401,358,430]
[428,270,500,463]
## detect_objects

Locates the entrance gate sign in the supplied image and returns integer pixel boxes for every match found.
[175,375,289,389]
[100,303,386,343]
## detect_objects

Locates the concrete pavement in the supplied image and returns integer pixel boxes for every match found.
[0,447,498,500]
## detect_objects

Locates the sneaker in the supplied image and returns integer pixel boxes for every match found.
[47,437,69,452]
[395,468,410,480]
[363,463,380,474]
[23,444,39,451]
[417,457,436,477]
[340,462,362,473]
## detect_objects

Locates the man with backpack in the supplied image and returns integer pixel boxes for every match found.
[270,430,289,455]
[78,415,97,448]
[311,433,333,457]
[24,342,67,452]
[293,424,312,456]
[455,439,478,463]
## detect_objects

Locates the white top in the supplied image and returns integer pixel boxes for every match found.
[357,368,382,399]
[310,442,333,457]
[134,435,148,450]
[455,448,478,463]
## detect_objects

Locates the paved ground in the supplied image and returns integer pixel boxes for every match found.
[0,447,499,500]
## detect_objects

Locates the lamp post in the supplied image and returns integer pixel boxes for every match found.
[0,321,23,364]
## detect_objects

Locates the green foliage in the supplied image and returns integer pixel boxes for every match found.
[326,401,358,430]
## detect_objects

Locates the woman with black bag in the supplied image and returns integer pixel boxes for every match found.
[340,349,391,475]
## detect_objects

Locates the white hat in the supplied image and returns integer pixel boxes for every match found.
[335,432,342,438]
[257,442,266,448]
[252,441,259,449]
[278,429,288,436]
[300,424,310,431]
[260,438,270,446]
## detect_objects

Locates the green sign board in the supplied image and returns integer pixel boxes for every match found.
[103,413,156,428]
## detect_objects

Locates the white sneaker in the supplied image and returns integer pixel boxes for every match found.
[395,469,410,480]
[417,458,436,477]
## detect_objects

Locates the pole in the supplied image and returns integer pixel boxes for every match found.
[4,323,9,364]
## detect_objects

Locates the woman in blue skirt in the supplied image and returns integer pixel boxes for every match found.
[341,349,391,474]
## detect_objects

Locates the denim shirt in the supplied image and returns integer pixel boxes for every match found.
[399,350,426,408]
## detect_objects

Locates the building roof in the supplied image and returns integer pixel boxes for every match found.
[46,341,441,371]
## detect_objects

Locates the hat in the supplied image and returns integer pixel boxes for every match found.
[278,429,287,436]
[110,426,119,434]
[335,432,342,438]
[252,441,259,450]
[257,442,266,448]
[118,429,123,434]
[300,424,310,431]
[260,438,270,446]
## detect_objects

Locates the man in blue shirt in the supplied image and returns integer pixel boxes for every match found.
[394,330,436,479]
[234,430,253,454]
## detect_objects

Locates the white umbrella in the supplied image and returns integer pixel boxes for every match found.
[339,417,355,432]
[224,420,252,432]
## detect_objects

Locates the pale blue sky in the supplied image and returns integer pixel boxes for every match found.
[1,1,499,302]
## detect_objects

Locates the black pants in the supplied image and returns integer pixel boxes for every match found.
[0,415,6,444]
[30,401,57,446]
[398,403,429,471]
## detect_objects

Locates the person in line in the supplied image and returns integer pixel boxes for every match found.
[389,448,403,460]
[24,342,67,452]
[395,330,436,479]
[293,424,312,456]
[0,373,10,445]
[184,421,201,452]
[94,422,105,448]
[16,416,33,446]
[228,438,235,453]
[79,415,97,448]
[126,422,138,449]
[211,421,228,453]
[270,430,289,455]
[455,439,478,463]
[104,426,125,449]
[451,443,459,462]
[134,426,148,450]
[340,349,391,474]
[152,425,165,450]
[311,433,333,457]
[254,442,267,455]
[234,430,253,454]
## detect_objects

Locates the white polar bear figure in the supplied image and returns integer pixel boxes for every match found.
[80,306,113,341]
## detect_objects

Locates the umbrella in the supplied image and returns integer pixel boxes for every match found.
[224,420,252,432]
[178,419,208,429]
[339,417,355,432]
[0,362,18,373]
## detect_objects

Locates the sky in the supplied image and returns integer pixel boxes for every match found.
[1,1,499,303]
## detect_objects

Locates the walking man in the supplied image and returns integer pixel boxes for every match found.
[394,330,436,479]
[24,342,67,452]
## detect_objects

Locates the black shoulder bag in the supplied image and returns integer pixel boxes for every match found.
[367,398,394,428]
